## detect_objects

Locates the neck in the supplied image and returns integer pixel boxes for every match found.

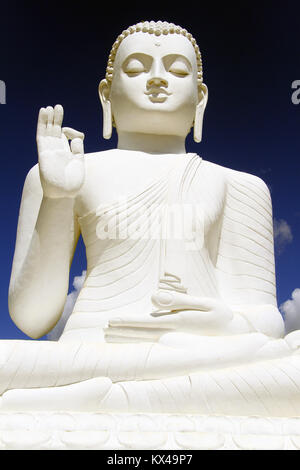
[117,132,187,154]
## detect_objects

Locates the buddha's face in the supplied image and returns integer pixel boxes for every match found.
[106,32,204,138]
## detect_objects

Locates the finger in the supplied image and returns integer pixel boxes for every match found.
[104,326,166,339]
[36,107,48,137]
[151,291,214,311]
[53,104,64,137]
[108,314,178,329]
[62,127,85,141]
[46,106,54,134]
[104,326,165,343]
[104,334,155,344]
[71,137,84,155]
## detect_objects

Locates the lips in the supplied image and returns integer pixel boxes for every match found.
[144,88,171,103]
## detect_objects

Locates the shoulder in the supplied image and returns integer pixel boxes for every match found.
[218,165,273,224]
[203,160,271,199]
[223,165,271,196]
[225,167,273,216]
[200,160,273,220]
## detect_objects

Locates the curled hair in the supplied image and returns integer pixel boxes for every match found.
[105,21,203,84]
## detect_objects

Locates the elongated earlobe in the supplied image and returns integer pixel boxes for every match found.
[98,79,112,140]
[194,83,208,143]
[193,107,204,143]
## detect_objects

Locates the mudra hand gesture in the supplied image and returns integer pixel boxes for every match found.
[37,104,85,198]
[106,291,235,343]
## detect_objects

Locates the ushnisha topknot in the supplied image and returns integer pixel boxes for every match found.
[105,21,203,84]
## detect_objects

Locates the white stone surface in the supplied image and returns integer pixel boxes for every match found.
[2,21,300,440]
[0,412,300,450]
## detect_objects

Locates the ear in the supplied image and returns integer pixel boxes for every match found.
[98,79,112,140]
[193,82,208,143]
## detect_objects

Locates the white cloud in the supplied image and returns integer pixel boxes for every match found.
[47,270,86,341]
[273,218,293,254]
[280,289,300,334]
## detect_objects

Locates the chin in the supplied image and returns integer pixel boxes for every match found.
[119,121,190,137]
[114,105,194,136]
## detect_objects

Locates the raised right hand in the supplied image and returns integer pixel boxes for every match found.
[36,104,85,198]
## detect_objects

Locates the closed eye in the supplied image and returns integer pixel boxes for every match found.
[164,55,191,77]
[123,56,149,76]
[168,66,189,77]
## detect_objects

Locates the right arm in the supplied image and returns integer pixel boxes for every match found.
[8,105,84,338]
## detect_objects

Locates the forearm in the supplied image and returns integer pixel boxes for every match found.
[9,196,74,338]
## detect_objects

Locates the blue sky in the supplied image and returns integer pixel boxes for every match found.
[0,1,299,339]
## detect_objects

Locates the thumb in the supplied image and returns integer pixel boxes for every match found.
[70,137,84,155]
[62,127,85,141]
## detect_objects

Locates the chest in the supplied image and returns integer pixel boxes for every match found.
[75,152,185,216]
[75,153,227,236]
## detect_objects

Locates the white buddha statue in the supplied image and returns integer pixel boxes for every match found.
[3,21,300,417]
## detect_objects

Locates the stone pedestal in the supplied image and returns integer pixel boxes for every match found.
[1,412,300,450]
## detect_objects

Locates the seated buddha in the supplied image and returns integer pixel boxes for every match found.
[3,20,300,417]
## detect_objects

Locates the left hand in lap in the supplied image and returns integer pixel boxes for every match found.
[105,290,234,343]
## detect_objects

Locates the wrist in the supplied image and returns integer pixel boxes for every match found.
[37,196,74,234]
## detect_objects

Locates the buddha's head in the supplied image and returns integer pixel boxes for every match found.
[99,21,208,143]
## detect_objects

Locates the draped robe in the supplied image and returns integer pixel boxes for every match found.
[60,153,279,342]
[2,153,299,416]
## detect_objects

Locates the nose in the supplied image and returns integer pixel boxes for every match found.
[147,59,168,88]
[147,76,168,88]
